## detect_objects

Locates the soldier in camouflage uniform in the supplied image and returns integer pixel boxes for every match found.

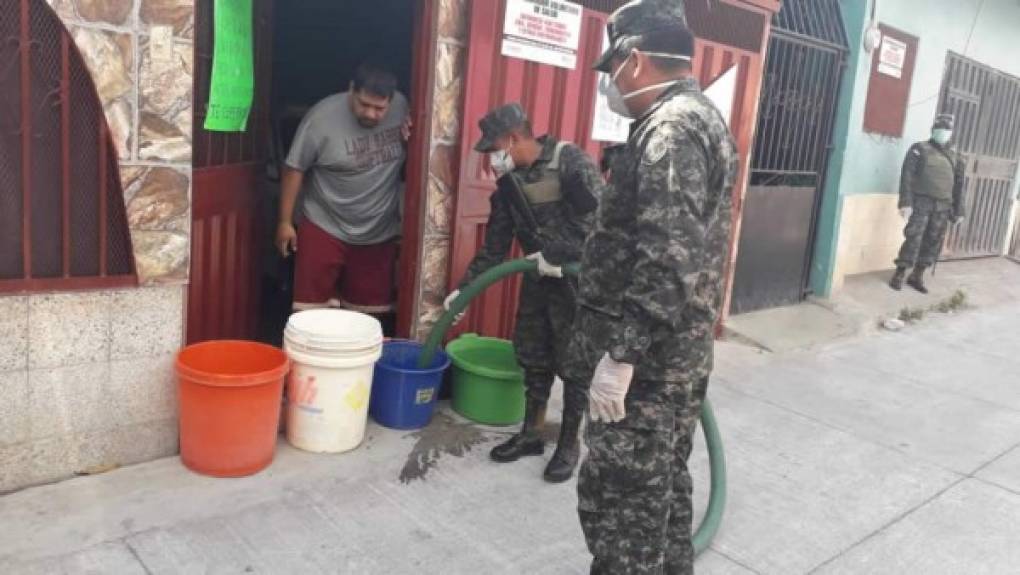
[564,1,738,572]
[445,103,603,483]
[891,114,966,293]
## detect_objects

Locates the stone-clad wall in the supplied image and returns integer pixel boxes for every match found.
[49,0,194,284]
[412,0,468,340]
[0,0,195,494]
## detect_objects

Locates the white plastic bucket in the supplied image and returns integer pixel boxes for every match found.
[283,309,383,453]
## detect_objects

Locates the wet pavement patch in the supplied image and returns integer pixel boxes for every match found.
[399,413,491,483]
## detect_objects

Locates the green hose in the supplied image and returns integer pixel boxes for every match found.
[693,397,726,554]
[417,258,726,555]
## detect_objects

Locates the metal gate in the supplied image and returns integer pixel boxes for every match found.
[939,52,1020,259]
[730,0,847,313]
[0,0,136,293]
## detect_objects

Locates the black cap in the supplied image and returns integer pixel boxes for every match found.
[593,0,692,73]
[474,103,528,152]
[933,114,954,130]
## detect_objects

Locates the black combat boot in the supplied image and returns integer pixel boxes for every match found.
[907,266,929,294]
[889,266,907,291]
[491,398,546,462]
[543,389,585,483]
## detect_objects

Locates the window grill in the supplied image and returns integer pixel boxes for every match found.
[0,0,135,293]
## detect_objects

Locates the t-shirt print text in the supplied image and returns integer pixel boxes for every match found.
[345,127,404,171]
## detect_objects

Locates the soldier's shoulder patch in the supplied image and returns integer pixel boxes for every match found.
[641,123,679,166]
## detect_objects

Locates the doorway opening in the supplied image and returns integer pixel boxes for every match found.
[256,0,416,345]
[729,0,848,314]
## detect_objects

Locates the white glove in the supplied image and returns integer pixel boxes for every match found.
[588,353,635,423]
[899,207,913,220]
[954,216,965,225]
[443,290,465,325]
[526,252,563,278]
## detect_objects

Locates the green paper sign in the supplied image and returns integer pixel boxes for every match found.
[203,0,254,132]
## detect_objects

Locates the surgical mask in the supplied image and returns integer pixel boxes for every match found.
[932,129,952,145]
[600,53,634,118]
[599,51,693,119]
[490,148,515,176]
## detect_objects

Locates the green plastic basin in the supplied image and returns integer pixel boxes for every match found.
[446,334,525,425]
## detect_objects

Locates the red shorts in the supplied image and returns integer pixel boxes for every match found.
[293,219,397,313]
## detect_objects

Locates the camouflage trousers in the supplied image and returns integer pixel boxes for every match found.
[513,274,586,406]
[578,377,709,575]
[896,197,953,269]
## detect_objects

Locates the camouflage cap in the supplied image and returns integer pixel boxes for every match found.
[933,113,954,130]
[474,103,528,152]
[593,0,692,72]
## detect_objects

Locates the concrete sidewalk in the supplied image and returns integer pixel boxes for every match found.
[725,257,1020,353]
[2,273,1020,573]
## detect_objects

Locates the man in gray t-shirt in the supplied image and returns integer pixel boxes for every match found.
[277,62,410,318]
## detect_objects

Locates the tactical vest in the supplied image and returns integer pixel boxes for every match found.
[519,141,567,206]
[916,143,956,202]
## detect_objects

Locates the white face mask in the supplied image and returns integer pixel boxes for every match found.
[489,147,515,176]
[599,50,693,119]
[932,129,952,145]
[600,53,635,118]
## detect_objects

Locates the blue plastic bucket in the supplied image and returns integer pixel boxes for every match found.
[370,340,451,430]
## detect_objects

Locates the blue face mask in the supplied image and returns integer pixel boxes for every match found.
[932,129,952,145]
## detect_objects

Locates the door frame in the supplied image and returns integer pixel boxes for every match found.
[395,0,438,338]
[194,0,434,341]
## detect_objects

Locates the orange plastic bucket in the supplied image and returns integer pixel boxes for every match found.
[176,340,290,477]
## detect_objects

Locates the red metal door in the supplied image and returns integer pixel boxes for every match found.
[188,0,274,343]
[449,2,607,340]
[686,0,773,323]
[396,0,438,338]
[449,0,773,338]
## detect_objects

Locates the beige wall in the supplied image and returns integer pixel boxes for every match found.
[832,194,1020,291]
[0,287,184,493]
[831,194,903,291]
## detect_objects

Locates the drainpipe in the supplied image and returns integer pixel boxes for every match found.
[803,54,850,300]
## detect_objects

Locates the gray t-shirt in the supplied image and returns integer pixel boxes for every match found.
[285,91,408,245]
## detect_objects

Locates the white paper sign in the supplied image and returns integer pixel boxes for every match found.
[591,30,630,143]
[877,36,907,79]
[703,65,738,127]
[502,0,583,70]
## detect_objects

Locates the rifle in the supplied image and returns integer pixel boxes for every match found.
[933,147,966,277]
